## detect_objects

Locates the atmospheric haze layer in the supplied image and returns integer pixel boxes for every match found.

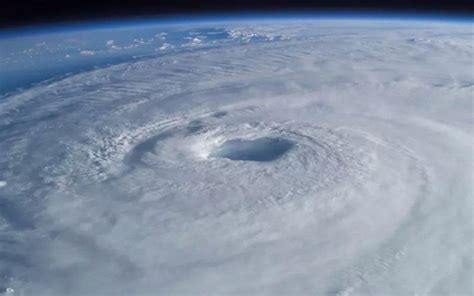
[0,18,473,296]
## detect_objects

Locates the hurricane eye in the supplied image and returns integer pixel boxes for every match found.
[209,137,293,162]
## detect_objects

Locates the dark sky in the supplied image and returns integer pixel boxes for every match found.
[1,0,472,29]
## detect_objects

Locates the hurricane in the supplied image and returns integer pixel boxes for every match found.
[0,19,472,295]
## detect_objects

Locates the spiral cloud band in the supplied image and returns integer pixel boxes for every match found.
[0,20,472,295]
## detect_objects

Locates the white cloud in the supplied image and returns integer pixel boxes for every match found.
[106,40,121,50]
[79,50,95,56]
[158,43,173,50]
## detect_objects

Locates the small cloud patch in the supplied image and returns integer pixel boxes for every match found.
[80,50,95,56]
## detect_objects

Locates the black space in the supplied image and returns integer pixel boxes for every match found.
[1,0,472,29]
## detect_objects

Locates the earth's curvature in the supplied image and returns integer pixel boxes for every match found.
[0,18,473,296]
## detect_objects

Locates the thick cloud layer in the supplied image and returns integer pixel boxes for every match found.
[0,20,472,295]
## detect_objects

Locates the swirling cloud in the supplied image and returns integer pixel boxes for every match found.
[0,20,472,296]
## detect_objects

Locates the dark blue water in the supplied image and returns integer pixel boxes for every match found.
[0,26,232,98]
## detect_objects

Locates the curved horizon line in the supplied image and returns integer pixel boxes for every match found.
[0,10,472,38]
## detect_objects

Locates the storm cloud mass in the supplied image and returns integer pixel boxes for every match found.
[0,19,473,295]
